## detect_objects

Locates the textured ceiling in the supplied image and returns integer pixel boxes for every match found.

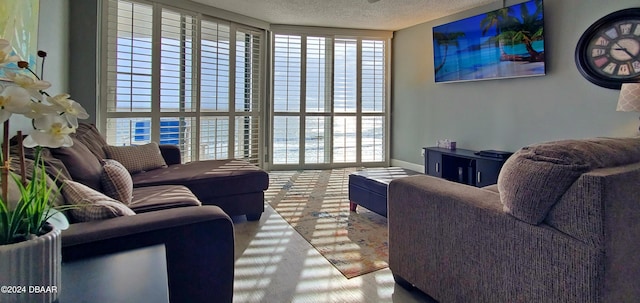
[190,0,497,31]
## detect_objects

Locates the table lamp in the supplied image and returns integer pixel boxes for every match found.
[616,83,640,132]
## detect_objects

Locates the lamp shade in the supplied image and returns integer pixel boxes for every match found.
[617,83,640,112]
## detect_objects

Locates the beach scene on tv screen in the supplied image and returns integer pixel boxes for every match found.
[433,0,545,83]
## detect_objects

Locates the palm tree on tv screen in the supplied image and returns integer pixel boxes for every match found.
[494,0,544,62]
[480,7,516,52]
[433,31,465,74]
[480,8,515,36]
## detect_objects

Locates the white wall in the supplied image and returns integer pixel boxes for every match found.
[391,0,640,168]
[38,0,69,95]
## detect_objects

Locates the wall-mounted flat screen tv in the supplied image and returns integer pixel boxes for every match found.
[433,0,545,83]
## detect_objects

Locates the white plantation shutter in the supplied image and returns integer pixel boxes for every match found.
[160,9,196,113]
[103,0,263,165]
[361,40,385,113]
[159,8,196,161]
[235,30,262,113]
[199,117,229,160]
[200,20,230,112]
[333,38,357,113]
[304,37,332,164]
[270,29,390,168]
[199,19,231,160]
[104,0,154,147]
[332,38,358,164]
[361,39,386,162]
[272,116,300,164]
[106,0,153,113]
[304,116,330,164]
[361,116,384,162]
[306,37,332,113]
[234,29,262,162]
[273,35,301,113]
[333,116,357,163]
[272,34,302,164]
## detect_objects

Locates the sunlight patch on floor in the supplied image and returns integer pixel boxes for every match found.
[233,169,437,303]
[232,204,434,303]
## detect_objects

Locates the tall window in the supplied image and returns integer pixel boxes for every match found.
[271,29,390,168]
[103,0,263,164]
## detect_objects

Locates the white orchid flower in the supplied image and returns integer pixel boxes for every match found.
[22,102,60,120]
[0,86,32,123]
[0,39,20,66]
[47,94,89,127]
[23,115,75,148]
[5,71,51,100]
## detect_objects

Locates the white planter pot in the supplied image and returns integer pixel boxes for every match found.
[0,225,61,303]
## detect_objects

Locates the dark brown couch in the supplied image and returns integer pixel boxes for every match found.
[22,123,270,303]
[62,206,234,303]
[13,144,236,302]
[71,123,269,221]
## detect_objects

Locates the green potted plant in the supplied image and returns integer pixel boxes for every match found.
[0,38,88,303]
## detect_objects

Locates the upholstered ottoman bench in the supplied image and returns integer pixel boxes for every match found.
[348,167,421,217]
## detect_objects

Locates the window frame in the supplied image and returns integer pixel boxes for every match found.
[99,0,267,165]
[268,26,392,170]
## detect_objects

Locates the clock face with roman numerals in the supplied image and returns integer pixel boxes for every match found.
[575,8,640,89]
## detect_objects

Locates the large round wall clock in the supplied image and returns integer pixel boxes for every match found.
[575,8,640,89]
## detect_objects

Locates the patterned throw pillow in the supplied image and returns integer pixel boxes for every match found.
[101,159,134,204]
[103,143,168,174]
[61,180,135,222]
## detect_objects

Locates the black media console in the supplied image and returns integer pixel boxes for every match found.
[423,147,511,187]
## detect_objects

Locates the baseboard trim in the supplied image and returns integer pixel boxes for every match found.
[390,159,424,173]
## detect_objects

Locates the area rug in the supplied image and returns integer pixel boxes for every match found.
[265,168,389,279]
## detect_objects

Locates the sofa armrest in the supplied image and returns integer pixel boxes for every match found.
[387,175,596,302]
[159,144,182,165]
[389,175,505,216]
[62,206,234,303]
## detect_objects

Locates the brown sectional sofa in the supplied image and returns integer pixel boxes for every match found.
[13,145,234,302]
[130,156,268,220]
[18,123,270,303]
[62,205,234,303]
[71,123,269,221]
[388,137,640,302]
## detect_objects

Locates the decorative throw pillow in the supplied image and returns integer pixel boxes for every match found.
[101,159,134,204]
[103,143,167,174]
[498,137,640,224]
[71,123,110,159]
[498,149,587,225]
[61,180,135,222]
[50,138,104,191]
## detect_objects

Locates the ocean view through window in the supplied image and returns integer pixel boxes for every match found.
[103,0,263,164]
[271,29,391,168]
[102,1,389,168]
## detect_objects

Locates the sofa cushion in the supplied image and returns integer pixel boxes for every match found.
[101,159,134,204]
[103,142,168,174]
[131,159,269,200]
[11,144,72,184]
[51,138,104,191]
[71,123,109,160]
[62,180,135,222]
[498,137,640,224]
[129,185,201,213]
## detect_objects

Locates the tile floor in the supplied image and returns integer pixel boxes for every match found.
[231,204,437,303]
